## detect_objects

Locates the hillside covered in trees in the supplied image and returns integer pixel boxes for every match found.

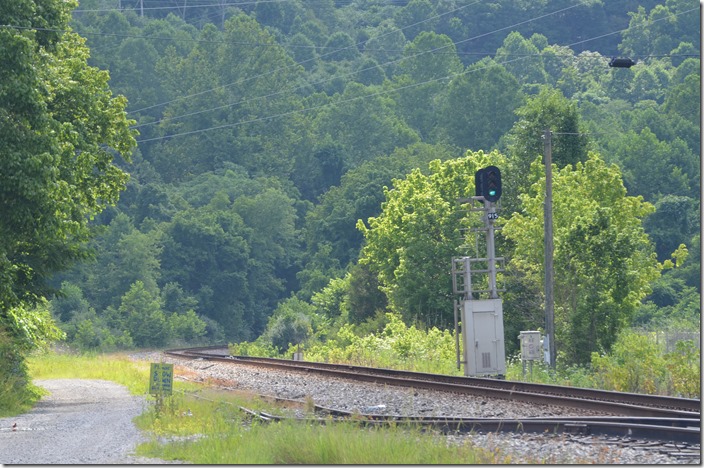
[3,1,698,370]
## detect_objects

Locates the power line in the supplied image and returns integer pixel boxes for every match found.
[3,2,695,144]
[131,50,585,143]
[131,2,697,135]
[72,0,474,14]
[129,0,590,124]
[134,1,698,145]
[126,0,484,114]
[132,1,696,122]
[62,1,594,117]
[74,0,319,13]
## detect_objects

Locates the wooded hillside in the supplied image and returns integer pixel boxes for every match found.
[35,0,701,361]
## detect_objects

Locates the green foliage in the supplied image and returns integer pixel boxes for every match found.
[303,313,460,375]
[5,302,65,353]
[590,330,667,394]
[299,143,458,299]
[12,0,696,366]
[665,340,701,398]
[503,154,660,364]
[264,297,315,352]
[590,329,700,397]
[644,195,698,261]
[0,327,47,416]
[0,303,65,415]
[0,0,134,313]
[358,150,505,328]
[0,0,136,407]
[501,86,587,211]
[611,129,697,201]
[437,58,524,151]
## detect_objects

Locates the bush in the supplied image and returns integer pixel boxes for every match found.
[591,330,667,394]
[302,313,460,374]
[590,329,700,396]
[664,340,700,398]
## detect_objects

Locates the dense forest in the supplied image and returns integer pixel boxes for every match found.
[1,0,699,379]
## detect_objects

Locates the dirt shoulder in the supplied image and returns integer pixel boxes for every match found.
[0,379,170,465]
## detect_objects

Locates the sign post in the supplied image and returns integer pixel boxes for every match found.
[149,363,174,396]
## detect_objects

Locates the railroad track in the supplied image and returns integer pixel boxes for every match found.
[164,346,701,445]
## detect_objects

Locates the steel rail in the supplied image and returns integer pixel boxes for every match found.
[240,408,701,444]
[164,346,701,419]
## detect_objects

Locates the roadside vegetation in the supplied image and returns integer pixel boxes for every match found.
[231,312,700,398]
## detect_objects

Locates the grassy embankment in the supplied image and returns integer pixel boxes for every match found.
[26,352,513,464]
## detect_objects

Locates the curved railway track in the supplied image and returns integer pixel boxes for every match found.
[164,346,701,445]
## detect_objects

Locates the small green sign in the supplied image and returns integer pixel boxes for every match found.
[149,363,174,395]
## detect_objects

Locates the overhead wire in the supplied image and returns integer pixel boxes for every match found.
[1,2,695,143]
[129,0,589,127]
[130,0,499,128]
[131,0,697,126]
[132,3,698,143]
[73,0,471,14]
[125,0,484,114]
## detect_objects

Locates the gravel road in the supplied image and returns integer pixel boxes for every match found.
[0,379,168,465]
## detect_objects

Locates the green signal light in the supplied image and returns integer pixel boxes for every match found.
[489,190,496,196]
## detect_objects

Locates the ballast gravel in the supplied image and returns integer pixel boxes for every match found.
[135,351,700,465]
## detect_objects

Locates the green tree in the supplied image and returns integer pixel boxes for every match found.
[299,143,459,297]
[358,150,505,328]
[74,213,162,312]
[619,5,681,58]
[346,262,387,326]
[115,281,170,348]
[663,73,700,126]
[253,0,304,34]
[437,58,524,151]
[503,154,660,364]
[152,15,310,181]
[501,86,587,212]
[643,195,698,262]
[0,0,135,402]
[397,31,463,83]
[393,32,463,139]
[610,128,696,201]
[287,33,319,70]
[393,0,436,41]
[364,20,407,77]
[264,298,314,352]
[160,207,251,340]
[322,31,359,61]
[312,82,419,167]
[495,32,548,90]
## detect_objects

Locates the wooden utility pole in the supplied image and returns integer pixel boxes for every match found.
[543,129,556,368]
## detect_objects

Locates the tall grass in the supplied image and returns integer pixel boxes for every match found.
[28,352,152,394]
[134,386,507,463]
[137,402,507,464]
